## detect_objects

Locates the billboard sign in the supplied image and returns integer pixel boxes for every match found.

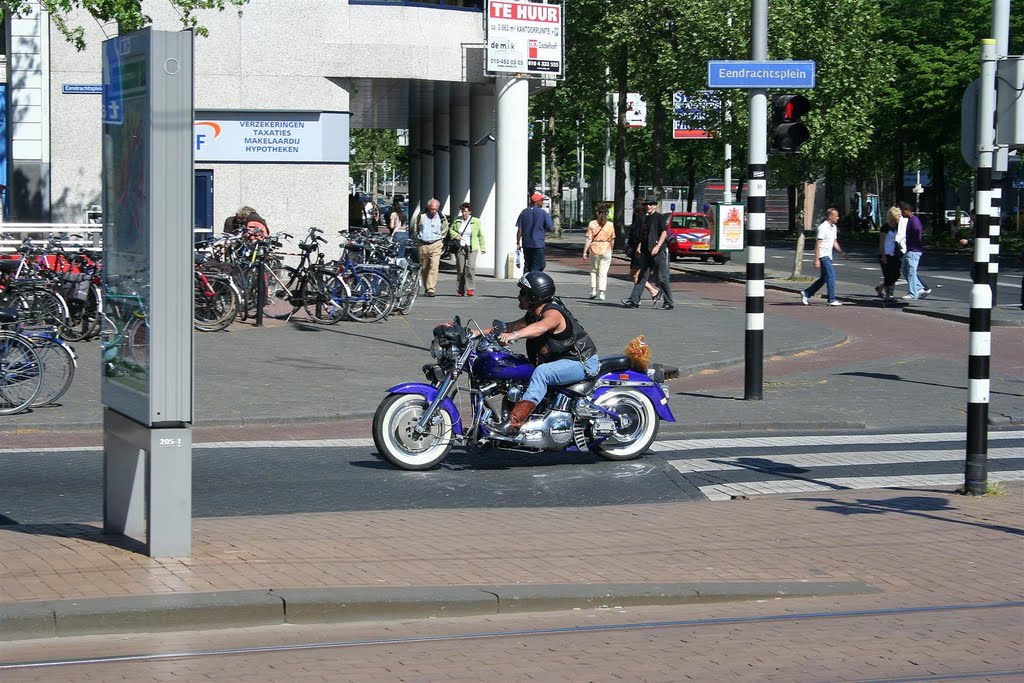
[194,111,349,163]
[486,0,564,77]
[673,90,720,139]
[715,203,746,251]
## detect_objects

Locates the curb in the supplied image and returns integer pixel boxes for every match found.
[0,581,880,641]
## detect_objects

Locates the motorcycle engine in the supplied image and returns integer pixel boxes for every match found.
[483,382,525,422]
[519,410,574,447]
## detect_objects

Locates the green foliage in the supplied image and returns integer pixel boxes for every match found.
[2,0,250,50]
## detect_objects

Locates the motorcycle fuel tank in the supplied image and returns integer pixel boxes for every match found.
[472,349,535,382]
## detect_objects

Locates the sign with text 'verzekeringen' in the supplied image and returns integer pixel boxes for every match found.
[707,60,816,89]
[486,0,563,78]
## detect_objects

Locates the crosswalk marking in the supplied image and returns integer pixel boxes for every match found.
[650,430,1024,453]
[668,447,1024,473]
[699,471,1024,501]
[933,274,1022,289]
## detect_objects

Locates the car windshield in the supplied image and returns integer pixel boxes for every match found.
[670,216,709,229]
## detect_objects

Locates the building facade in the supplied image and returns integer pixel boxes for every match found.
[5,0,548,274]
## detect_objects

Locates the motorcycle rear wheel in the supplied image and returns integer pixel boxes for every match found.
[589,389,659,460]
[372,393,453,470]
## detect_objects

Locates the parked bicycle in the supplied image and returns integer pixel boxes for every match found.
[0,308,43,415]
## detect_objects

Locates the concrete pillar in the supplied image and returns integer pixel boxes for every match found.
[418,116,434,227]
[494,76,529,280]
[471,88,497,276]
[451,87,471,213]
[433,84,451,218]
[408,120,421,227]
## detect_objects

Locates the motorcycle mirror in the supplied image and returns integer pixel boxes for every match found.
[454,315,462,327]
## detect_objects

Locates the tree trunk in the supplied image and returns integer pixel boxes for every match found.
[651,92,666,201]
[548,114,562,237]
[895,140,905,205]
[787,185,797,234]
[613,44,628,238]
[930,146,944,236]
[686,155,696,211]
[792,181,815,278]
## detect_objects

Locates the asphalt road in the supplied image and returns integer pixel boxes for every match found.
[4,429,1021,525]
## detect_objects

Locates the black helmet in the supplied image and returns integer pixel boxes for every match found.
[517,271,555,304]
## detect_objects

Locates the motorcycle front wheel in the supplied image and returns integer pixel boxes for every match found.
[589,389,660,461]
[372,393,454,470]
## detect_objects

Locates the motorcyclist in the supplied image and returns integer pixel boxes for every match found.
[490,272,600,434]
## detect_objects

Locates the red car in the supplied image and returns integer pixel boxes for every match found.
[665,212,730,263]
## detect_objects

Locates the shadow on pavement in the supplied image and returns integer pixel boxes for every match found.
[801,492,1024,537]
[0,522,150,552]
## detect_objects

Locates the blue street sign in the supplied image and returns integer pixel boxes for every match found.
[102,39,123,125]
[707,60,816,89]
[62,84,103,94]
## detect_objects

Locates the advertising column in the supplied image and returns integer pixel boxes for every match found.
[101,29,194,558]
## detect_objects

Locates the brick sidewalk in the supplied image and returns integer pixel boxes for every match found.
[2,482,1021,625]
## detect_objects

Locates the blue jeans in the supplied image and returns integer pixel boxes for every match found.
[903,251,924,297]
[804,256,837,302]
[523,247,546,273]
[392,231,409,259]
[523,355,600,405]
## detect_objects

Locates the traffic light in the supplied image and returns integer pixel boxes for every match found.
[771,94,810,153]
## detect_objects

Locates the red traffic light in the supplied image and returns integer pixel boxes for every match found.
[773,94,810,121]
[771,94,811,153]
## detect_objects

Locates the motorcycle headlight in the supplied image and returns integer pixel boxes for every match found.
[430,339,444,361]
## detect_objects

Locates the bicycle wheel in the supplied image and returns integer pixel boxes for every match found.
[0,332,42,415]
[123,316,149,370]
[393,267,420,315]
[261,265,299,319]
[347,270,395,323]
[13,287,70,331]
[194,275,239,332]
[27,336,76,406]
[63,284,102,342]
[304,269,350,324]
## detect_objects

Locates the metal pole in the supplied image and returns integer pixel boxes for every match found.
[541,119,546,194]
[724,15,733,204]
[744,0,768,401]
[987,0,1010,306]
[965,38,997,496]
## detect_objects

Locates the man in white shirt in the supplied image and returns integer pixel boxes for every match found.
[799,207,846,306]
[417,198,446,297]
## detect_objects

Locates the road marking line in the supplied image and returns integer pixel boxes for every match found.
[650,430,1024,452]
[932,274,1022,289]
[667,447,1024,473]
[700,470,1024,500]
[3,432,1022,457]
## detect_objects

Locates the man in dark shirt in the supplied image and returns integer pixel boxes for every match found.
[622,197,674,310]
[516,192,554,273]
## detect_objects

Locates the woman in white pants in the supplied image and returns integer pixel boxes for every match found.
[583,203,616,300]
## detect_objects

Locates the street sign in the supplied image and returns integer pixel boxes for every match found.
[707,60,815,89]
[102,38,124,124]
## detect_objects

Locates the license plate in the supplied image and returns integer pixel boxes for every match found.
[692,244,710,250]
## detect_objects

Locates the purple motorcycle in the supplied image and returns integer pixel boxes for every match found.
[372,317,676,470]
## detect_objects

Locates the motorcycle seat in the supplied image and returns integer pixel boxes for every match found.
[597,354,632,374]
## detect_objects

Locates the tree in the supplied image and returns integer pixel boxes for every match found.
[350,129,404,202]
[2,0,251,50]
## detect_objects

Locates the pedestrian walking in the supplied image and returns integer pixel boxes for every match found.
[449,201,486,297]
[583,203,615,301]
[626,200,659,302]
[899,201,931,300]
[388,197,409,258]
[417,198,447,297]
[875,206,903,302]
[799,207,846,306]
[516,192,553,273]
[621,197,673,310]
